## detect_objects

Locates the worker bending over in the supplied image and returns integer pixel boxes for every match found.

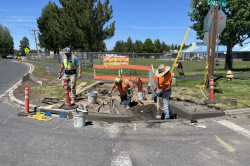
[109,78,133,110]
[155,64,176,119]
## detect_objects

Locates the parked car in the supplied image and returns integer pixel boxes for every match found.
[7,55,14,59]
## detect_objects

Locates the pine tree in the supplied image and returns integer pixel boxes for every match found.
[134,40,143,53]
[154,39,163,53]
[125,37,134,52]
[142,38,156,53]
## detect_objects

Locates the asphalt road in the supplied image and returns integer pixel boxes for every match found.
[0,59,29,97]
[1,59,250,165]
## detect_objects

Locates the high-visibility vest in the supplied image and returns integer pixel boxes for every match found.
[63,54,76,70]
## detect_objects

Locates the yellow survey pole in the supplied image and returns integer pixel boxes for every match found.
[171,28,190,73]
[151,64,154,74]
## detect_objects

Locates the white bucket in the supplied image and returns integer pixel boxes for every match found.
[138,90,145,100]
[87,91,98,104]
[172,78,176,86]
[74,114,86,127]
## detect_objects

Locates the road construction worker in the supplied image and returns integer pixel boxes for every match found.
[151,74,164,102]
[109,78,133,110]
[155,64,176,119]
[58,47,82,104]
[18,56,21,60]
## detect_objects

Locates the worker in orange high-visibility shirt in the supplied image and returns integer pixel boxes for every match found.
[151,74,164,102]
[109,78,133,110]
[155,64,176,119]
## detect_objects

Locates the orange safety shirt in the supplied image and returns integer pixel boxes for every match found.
[156,71,172,90]
[154,75,164,88]
[111,79,133,96]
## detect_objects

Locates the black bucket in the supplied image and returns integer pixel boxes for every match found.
[231,98,237,106]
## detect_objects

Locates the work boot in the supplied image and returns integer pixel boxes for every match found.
[170,113,177,119]
[126,105,130,110]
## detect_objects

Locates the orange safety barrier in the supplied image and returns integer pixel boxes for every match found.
[120,64,151,70]
[94,76,148,82]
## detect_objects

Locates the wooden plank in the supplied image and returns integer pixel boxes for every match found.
[76,81,101,95]
[51,102,65,109]
[76,82,87,93]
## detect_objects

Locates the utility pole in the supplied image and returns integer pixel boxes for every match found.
[30,29,39,55]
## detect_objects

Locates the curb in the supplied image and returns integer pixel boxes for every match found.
[157,98,226,121]
[224,108,250,115]
[8,62,38,112]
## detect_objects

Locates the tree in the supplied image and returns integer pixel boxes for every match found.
[188,0,250,70]
[142,38,156,53]
[0,24,14,58]
[113,40,124,52]
[154,39,163,53]
[177,44,181,50]
[171,43,174,50]
[134,40,143,53]
[125,37,134,52]
[59,0,115,66]
[19,37,29,56]
[174,44,177,49]
[37,1,63,54]
[161,41,169,53]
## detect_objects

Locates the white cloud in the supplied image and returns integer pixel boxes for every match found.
[130,26,187,30]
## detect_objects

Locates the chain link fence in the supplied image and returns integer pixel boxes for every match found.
[26,52,210,78]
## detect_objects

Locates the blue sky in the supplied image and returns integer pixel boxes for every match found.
[1,0,246,51]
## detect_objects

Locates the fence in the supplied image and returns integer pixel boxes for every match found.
[26,52,212,78]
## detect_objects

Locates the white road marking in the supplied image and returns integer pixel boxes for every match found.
[217,120,250,139]
[0,62,33,99]
[2,115,12,125]
[111,151,132,166]
[134,123,136,130]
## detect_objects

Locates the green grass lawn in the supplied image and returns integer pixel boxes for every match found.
[26,62,95,100]
[30,58,250,78]
[172,77,250,110]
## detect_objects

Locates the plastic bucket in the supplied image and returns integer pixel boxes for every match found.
[138,90,145,100]
[87,91,98,104]
[143,85,150,94]
[73,114,86,127]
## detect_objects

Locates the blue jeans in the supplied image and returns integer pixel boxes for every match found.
[162,90,173,119]
[151,81,157,101]
[120,95,131,106]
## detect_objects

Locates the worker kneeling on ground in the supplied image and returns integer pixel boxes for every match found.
[109,78,133,110]
[58,47,82,104]
[155,64,176,119]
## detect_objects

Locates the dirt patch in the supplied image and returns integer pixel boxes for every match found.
[128,104,164,121]
[13,85,48,107]
[13,76,61,107]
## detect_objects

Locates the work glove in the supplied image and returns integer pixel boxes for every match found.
[108,91,112,95]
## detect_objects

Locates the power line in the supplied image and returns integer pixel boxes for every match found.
[0,11,35,29]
